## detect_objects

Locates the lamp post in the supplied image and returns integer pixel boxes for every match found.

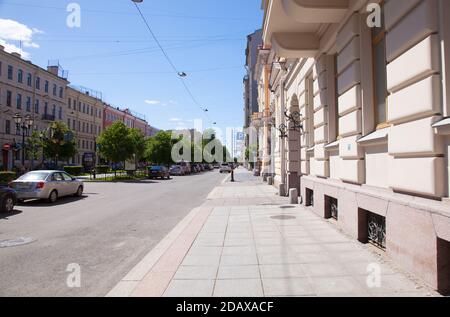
[13,113,34,170]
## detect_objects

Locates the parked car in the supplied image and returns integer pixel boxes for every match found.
[177,162,191,175]
[213,164,220,169]
[169,165,184,176]
[219,163,232,173]
[148,166,170,180]
[9,171,84,203]
[0,186,17,213]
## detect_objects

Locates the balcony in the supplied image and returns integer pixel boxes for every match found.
[42,114,56,121]
[263,0,350,58]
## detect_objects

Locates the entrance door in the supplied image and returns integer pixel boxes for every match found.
[2,150,6,171]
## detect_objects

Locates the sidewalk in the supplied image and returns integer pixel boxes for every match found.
[107,168,438,297]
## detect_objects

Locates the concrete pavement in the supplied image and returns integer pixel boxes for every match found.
[110,168,439,297]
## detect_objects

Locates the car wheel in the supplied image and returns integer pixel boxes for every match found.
[48,190,58,203]
[75,186,83,197]
[1,195,15,213]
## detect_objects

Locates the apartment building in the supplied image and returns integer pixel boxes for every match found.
[257,0,450,294]
[104,104,149,135]
[244,30,263,165]
[0,46,69,170]
[66,86,104,167]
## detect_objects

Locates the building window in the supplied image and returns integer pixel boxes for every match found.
[35,77,41,90]
[44,102,48,115]
[372,3,388,128]
[53,84,57,96]
[26,96,31,112]
[358,208,387,250]
[83,103,86,113]
[59,87,63,98]
[18,69,23,83]
[27,73,32,86]
[325,196,338,220]
[68,98,71,109]
[7,65,13,80]
[59,106,62,119]
[73,99,76,109]
[52,104,56,117]
[68,118,71,127]
[45,80,49,93]
[5,120,11,134]
[35,99,40,114]
[6,90,12,107]
[16,93,22,109]
[78,102,81,112]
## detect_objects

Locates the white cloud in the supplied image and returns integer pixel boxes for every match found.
[0,19,42,58]
[144,100,161,105]
[0,39,30,59]
[145,99,178,106]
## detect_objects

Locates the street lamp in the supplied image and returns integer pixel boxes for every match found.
[13,113,34,169]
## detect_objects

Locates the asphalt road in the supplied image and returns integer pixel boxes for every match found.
[0,171,226,296]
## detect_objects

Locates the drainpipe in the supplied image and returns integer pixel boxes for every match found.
[280,74,287,196]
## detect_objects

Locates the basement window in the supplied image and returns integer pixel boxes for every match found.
[358,208,386,250]
[305,188,314,207]
[437,238,450,295]
[325,196,338,220]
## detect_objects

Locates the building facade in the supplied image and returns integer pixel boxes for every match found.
[257,0,450,294]
[0,46,69,171]
[66,86,104,167]
[244,30,263,167]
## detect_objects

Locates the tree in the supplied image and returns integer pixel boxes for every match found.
[42,122,77,166]
[26,130,43,170]
[129,128,147,162]
[145,131,175,166]
[97,121,135,167]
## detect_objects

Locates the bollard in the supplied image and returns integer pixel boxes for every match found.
[289,188,299,204]
[267,176,274,186]
[279,183,286,197]
[262,174,268,182]
[231,169,235,182]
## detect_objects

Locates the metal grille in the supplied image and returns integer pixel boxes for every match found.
[306,189,314,207]
[330,197,338,220]
[367,212,386,250]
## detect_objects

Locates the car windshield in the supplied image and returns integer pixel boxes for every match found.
[150,166,162,171]
[18,172,49,181]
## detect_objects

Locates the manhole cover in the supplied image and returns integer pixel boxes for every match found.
[0,237,36,248]
[271,215,296,220]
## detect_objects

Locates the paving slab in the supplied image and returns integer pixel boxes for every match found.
[109,168,439,297]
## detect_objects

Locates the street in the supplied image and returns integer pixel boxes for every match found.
[0,171,226,296]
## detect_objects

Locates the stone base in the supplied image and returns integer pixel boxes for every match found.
[300,175,450,295]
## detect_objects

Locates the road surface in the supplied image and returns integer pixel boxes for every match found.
[0,171,226,296]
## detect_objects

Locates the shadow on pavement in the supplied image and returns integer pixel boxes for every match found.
[0,209,23,220]
[17,195,88,208]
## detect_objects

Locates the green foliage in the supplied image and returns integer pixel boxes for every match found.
[97,122,136,164]
[27,130,43,161]
[128,128,147,162]
[0,172,17,184]
[64,166,84,176]
[145,131,175,165]
[42,122,77,162]
[95,165,110,174]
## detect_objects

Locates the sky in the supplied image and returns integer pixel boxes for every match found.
[0,0,263,135]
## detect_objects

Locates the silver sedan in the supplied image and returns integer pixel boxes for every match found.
[10,171,84,203]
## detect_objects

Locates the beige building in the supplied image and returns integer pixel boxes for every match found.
[0,46,69,170]
[256,0,450,294]
[66,86,103,167]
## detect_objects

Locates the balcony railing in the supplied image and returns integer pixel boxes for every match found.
[42,114,56,121]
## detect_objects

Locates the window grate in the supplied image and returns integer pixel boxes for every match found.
[367,212,386,250]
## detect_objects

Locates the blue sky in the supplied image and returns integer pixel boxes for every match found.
[0,0,263,133]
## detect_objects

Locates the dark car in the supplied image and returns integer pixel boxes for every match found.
[148,166,170,180]
[0,186,17,213]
